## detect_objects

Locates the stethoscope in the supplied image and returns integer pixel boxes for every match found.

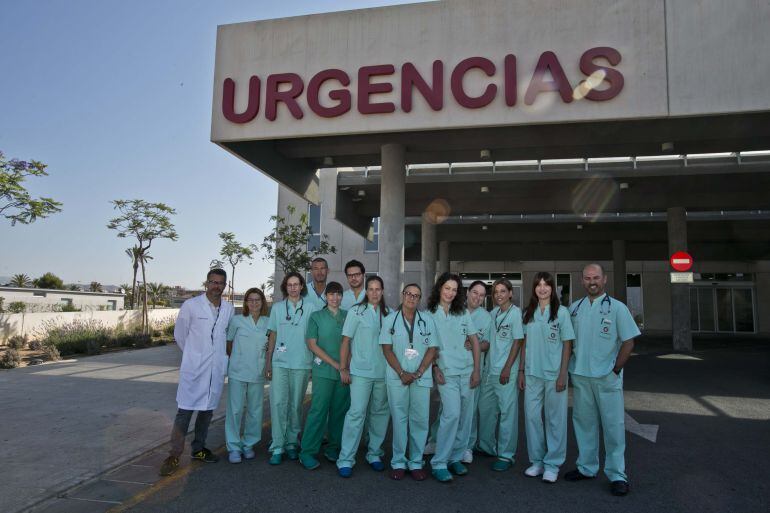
[285,297,305,325]
[210,305,221,344]
[388,307,431,346]
[354,302,384,329]
[570,295,611,317]
[494,303,514,333]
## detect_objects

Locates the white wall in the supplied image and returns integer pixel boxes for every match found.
[0,288,125,312]
[0,309,179,345]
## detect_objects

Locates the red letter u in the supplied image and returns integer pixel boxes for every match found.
[222,76,260,123]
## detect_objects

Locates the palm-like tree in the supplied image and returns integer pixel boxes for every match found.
[125,247,152,309]
[89,281,103,292]
[146,282,169,308]
[10,273,32,287]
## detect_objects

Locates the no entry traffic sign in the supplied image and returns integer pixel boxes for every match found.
[670,251,693,272]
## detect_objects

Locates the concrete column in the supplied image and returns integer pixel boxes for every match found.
[421,213,437,299]
[438,240,450,275]
[667,207,692,352]
[380,143,406,308]
[612,239,627,304]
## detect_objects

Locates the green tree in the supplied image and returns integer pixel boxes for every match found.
[67,284,80,291]
[107,200,177,334]
[210,232,258,301]
[146,282,169,308]
[261,205,336,274]
[33,272,65,290]
[1,150,62,225]
[10,273,32,288]
[89,281,103,292]
[8,301,27,313]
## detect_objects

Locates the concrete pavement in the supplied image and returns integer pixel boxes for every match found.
[0,344,225,513]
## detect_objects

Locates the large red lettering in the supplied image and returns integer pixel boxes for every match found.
[265,73,304,121]
[579,47,624,101]
[307,69,351,118]
[451,57,497,109]
[358,65,396,114]
[504,54,517,107]
[524,51,573,105]
[401,60,443,112]
[222,76,260,123]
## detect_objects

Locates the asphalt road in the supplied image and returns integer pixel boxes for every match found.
[118,338,770,513]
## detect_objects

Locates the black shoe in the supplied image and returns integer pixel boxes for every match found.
[611,480,630,496]
[191,448,219,463]
[564,469,595,481]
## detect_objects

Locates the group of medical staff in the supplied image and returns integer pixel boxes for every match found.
[176,259,639,496]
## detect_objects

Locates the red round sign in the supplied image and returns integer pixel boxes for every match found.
[670,251,693,272]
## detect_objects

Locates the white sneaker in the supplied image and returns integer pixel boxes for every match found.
[542,470,558,483]
[461,449,474,464]
[423,442,436,455]
[228,450,242,464]
[524,464,544,477]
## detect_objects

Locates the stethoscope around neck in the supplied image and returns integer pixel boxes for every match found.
[389,306,430,338]
[571,295,611,316]
[285,297,305,325]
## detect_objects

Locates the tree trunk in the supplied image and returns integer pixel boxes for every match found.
[140,258,148,335]
[130,260,138,309]
[230,264,236,302]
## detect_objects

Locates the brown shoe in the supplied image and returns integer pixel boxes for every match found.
[410,468,427,481]
[159,456,179,476]
[390,468,406,480]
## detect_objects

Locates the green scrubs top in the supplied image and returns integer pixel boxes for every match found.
[304,284,328,311]
[380,309,439,387]
[267,297,318,370]
[469,306,492,372]
[427,308,476,377]
[523,305,575,380]
[342,303,387,379]
[226,314,269,382]
[341,289,365,310]
[568,293,641,378]
[487,304,525,375]
[305,307,347,380]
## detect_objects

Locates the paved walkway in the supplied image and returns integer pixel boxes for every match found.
[0,345,226,513]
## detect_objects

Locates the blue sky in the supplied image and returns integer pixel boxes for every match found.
[0,0,423,290]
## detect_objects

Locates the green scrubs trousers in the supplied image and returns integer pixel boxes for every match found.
[477,372,519,462]
[225,378,265,452]
[300,375,350,459]
[523,375,568,473]
[387,382,430,470]
[431,374,473,469]
[268,367,310,454]
[571,372,627,482]
[336,376,389,468]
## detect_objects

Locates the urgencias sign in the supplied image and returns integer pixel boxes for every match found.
[223,47,623,124]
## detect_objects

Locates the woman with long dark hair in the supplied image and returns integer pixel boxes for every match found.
[381,283,438,481]
[426,272,481,482]
[336,275,391,477]
[265,272,318,465]
[225,287,269,464]
[519,272,574,483]
[477,277,525,472]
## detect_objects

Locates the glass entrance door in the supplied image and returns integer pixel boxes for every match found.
[690,285,755,333]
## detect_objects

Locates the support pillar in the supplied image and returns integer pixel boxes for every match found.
[667,207,692,352]
[421,213,437,301]
[438,241,450,275]
[612,239,627,305]
[380,143,405,308]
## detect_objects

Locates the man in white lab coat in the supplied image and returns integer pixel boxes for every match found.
[159,268,235,476]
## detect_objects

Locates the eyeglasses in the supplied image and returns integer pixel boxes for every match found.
[208,280,226,286]
[346,272,363,278]
[403,291,421,300]
[245,299,261,304]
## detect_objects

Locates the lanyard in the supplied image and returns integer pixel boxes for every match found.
[401,311,416,348]
[495,304,513,332]
[210,305,221,344]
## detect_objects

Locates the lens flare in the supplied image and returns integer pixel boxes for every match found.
[571,175,618,221]
[573,69,607,101]
[423,199,451,224]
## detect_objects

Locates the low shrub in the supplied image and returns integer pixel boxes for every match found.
[8,335,27,350]
[0,349,22,369]
[28,339,43,351]
[8,301,27,314]
[42,343,61,361]
[36,318,110,356]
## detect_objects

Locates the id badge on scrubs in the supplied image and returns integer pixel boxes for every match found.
[404,348,419,360]
[277,344,288,353]
[549,324,560,342]
[314,356,323,366]
[600,318,612,337]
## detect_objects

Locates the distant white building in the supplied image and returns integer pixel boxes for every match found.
[0,287,125,312]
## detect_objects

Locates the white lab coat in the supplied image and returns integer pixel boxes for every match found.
[174,293,234,411]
